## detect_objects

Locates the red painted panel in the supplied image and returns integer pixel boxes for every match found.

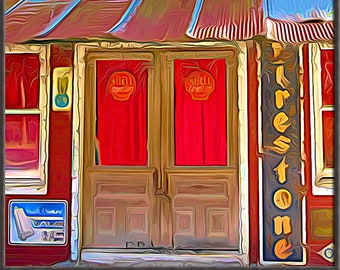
[5,114,40,171]
[5,54,40,109]
[174,59,227,166]
[321,49,334,106]
[96,60,149,166]
[5,44,73,266]
[302,44,334,266]
[247,41,259,264]
[322,111,334,168]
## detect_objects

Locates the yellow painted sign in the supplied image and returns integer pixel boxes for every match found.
[273,189,292,210]
[262,42,303,262]
[273,216,292,235]
[273,156,289,184]
[274,238,293,260]
[273,112,291,133]
[275,90,291,109]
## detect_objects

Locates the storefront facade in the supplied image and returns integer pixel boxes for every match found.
[4,0,334,267]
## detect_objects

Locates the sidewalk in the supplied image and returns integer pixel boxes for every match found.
[52,255,243,268]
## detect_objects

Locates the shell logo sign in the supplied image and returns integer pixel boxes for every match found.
[107,71,136,101]
[184,70,215,100]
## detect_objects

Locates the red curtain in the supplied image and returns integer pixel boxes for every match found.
[5,54,41,172]
[96,60,149,166]
[5,54,40,109]
[321,49,334,106]
[320,49,334,168]
[5,115,40,170]
[322,111,334,168]
[174,59,227,166]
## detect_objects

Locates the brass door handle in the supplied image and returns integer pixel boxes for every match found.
[153,169,168,195]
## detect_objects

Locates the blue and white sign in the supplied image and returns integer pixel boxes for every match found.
[9,200,68,245]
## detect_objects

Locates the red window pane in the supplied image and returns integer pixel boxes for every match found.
[96,60,149,166]
[5,54,40,109]
[322,111,334,168]
[321,50,334,106]
[174,59,227,166]
[5,115,40,171]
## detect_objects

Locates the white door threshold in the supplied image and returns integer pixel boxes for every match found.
[81,248,247,267]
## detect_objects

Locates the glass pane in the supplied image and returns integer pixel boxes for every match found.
[322,110,334,168]
[321,49,334,106]
[96,60,149,166]
[5,53,40,109]
[5,114,40,171]
[174,59,227,166]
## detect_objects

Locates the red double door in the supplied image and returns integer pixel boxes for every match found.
[82,50,240,251]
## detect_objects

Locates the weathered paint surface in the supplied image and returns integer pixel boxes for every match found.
[5,44,73,266]
[260,40,305,264]
[3,0,334,267]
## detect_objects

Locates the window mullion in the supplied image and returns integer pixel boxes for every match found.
[5,108,41,114]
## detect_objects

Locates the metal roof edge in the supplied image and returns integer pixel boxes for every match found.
[108,0,144,33]
[36,0,82,38]
[5,0,25,15]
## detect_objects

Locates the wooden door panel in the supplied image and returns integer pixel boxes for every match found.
[83,169,155,248]
[83,52,160,249]
[167,171,239,249]
[82,51,240,252]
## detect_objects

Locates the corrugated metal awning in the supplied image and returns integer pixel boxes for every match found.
[4,0,264,43]
[266,18,334,44]
[5,0,334,44]
[186,0,264,40]
[264,0,334,43]
[6,0,79,43]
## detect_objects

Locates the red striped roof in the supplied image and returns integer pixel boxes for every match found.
[6,0,75,43]
[111,0,197,42]
[265,18,334,44]
[4,0,334,44]
[187,0,264,40]
[45,0,133,40]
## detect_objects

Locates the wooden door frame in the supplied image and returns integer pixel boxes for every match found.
[82,51,160,248]
[160,50,240,250]
[71,41,249,264]
[301,43,335,265]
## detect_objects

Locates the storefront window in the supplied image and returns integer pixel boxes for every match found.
[310,44,334,193]
[5,45,50,194]
[320,49,334,168]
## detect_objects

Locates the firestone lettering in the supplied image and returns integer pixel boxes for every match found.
[273,216,292,235]
[273,189,292,210]
[276,65,290,89]
[270,61,297,260]
[270,135,291,154]
[273,156,289,184]
[275,89,291,109]
[274,238,293,260]
[273,112,291,133]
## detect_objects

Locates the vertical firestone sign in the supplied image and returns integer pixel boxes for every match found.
[261,41,304,263]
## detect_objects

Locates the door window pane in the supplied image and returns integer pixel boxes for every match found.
[174,59,227,166]
[96,60,149,165]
